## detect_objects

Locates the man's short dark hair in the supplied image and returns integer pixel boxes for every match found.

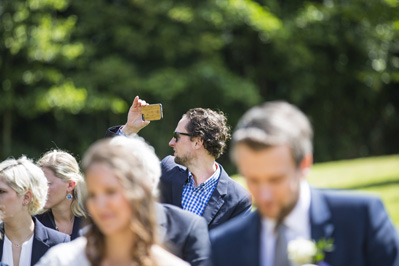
[185,108,231,159]
[232,101,313,166]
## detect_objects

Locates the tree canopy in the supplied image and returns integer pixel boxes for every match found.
[1,0,398,171]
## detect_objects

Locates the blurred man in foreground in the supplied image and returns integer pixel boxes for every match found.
[210,101,399,266]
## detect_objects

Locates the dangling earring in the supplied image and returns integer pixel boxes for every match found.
[66,193,73,200]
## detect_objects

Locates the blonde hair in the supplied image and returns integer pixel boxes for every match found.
[110,136,161,196]
[37,150,86,218]
[0,156,48,216]
[82,138,157,266]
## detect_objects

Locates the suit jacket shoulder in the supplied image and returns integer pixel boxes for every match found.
[105,125,121,138]
[35,237,90,266]
[160,156,187,181]
[31,217,71,265]
[159,156,252,229]
[310,188,399,266]
[159,156,187,206]
[157,203,210,266]
[210,211,260,266]
[203,165,252,229]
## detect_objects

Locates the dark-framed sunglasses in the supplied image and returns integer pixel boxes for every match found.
[173,131,192,142]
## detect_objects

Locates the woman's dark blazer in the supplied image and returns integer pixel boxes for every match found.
[0,217,70,265]
[35,210,83,240]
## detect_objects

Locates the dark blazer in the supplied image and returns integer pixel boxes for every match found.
[210,188,399,266]
[160,155,252,230]
[106,126,252,230]
[157,203,210,266]
[0,217,70,265]
[35,210,83,240]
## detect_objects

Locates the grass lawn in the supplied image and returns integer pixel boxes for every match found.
[232,154,399,228]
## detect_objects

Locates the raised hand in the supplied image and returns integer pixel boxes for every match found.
[121,96,151,135]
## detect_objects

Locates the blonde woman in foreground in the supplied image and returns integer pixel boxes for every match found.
[36,150,87,240]
[0,156,69,266]
[36,138,188,266]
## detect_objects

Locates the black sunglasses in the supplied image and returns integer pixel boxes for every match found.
[173,131,192,142]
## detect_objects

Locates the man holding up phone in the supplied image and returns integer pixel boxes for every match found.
[106,96,252,230]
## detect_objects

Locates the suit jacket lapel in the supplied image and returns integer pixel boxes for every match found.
[310,188,335,240]
[246,211,261,266]
[310,188,335,263]
[202,165,227,226]
[0,219,51,266]
[31,217,50,266]
[171,166,187,208]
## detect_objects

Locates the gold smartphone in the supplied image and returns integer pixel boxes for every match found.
[142,104,163,121]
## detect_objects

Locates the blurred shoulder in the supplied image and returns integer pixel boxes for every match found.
[210,211,259,243]
[162,203,202,220]
[152,245,190,266]
[314,188,385,207]
[161,156,184,170]
[161,203,208,229]
[161,156,187,182]
[35,237,89,266]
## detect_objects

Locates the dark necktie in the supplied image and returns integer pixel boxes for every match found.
[274,223,291,266]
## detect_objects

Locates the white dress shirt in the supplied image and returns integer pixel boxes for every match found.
[260,180,311,266]
[2,234,34,266]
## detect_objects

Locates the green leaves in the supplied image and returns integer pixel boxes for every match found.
[37,81,87,114]
[1,0,398,166]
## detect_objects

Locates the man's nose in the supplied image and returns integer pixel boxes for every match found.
[258,186,273,202]
[169,138,176,147]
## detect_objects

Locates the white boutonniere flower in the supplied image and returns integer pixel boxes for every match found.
[288,238,334,266]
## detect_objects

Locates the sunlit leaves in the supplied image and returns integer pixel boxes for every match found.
[37,81,87,114]
[87,97,128,114]
[0,0,85,121]
[296,3,328,28]
[28,0,69,11]
[143,68,188,100]
[224,0,282,38]
[168,6,194,23]
[28,14,82,62]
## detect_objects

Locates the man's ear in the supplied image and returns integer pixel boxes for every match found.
[299,154,313,179]
[194,138,204,149]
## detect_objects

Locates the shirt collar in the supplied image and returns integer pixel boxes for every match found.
[187,163,220,188]
[284,180,311,235]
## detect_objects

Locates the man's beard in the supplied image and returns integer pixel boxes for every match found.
[174,153,193,167]
[276,189,300,225]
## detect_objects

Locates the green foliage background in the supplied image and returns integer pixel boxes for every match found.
[1,0,398,172]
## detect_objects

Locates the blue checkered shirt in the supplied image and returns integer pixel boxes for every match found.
[181,164,220,216]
